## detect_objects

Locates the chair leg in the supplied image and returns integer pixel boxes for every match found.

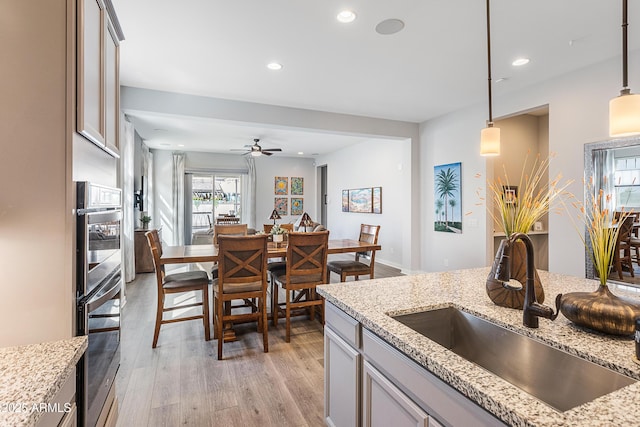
[261,291,269,353]
[216,295,224,360]
[285,288,291,343]
[340,272,347,282]
[202,285,211,341]
[152,294,164,348]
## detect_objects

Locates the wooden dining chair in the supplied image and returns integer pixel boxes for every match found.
[613,216,635,280]
[214,234,269,359]
[211,224,249,279]
[327,224,380,282]
[146,230,211,348]
[272,230,329,342]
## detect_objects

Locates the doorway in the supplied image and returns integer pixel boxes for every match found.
[319,165,327,227]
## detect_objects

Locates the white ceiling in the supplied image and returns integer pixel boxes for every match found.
[112,0,640,156]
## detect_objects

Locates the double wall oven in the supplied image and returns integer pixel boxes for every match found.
[76,182,122,427]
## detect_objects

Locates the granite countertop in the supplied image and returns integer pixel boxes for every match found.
[317,268,640,427]
[0,337,87,427]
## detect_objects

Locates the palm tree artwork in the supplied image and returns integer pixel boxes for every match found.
[434,162,462,233]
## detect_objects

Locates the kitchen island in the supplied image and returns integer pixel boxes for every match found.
[317,268,640,426]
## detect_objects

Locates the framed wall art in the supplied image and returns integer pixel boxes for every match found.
[291,177,304,195]
[342,190,349,212]
[373,187,382,214]
[291,198,303,215]
[349,188,373,213]
[341,187,382,213]
[274,197,288,216]
[274,177,288,195]
[434,162,462,233]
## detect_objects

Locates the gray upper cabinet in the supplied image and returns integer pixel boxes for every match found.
[105,20,120,155]
[77,0,122,158]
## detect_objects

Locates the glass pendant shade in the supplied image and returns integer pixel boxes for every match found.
[480,125,501,156]
[609,91,640,137]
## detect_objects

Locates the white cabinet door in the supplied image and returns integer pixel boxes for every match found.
[77,0,105,146]
[362,361,428,427]
[325,327,361,427]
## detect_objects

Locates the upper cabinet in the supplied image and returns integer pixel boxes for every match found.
[77,0,123,158]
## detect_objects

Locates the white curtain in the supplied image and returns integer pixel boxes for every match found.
[244,156,257,229]
[142,143,154,229]
[172,152,186,245]
[592,148,615,216]
[122,119,136,283]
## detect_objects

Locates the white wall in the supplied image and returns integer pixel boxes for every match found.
[421,51,640,277]
[316,138,411,270]
[151,150,316,241]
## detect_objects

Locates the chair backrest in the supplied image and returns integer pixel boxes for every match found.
[617,215,635,244]
[263,224,274,234]
[286,231,329,285]
[216,216,241,225]
[214,224,248,245]
[217,234,268,289]
[357,224,381,261]
[280,223,294,232]
[145,229,166,289]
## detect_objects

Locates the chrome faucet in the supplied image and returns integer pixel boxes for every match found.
[494,232,562,328]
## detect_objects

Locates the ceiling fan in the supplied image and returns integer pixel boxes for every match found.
[231,138,282,156]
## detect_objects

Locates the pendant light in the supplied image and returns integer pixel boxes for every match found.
[610,0,640,137]
[480,0,500,156]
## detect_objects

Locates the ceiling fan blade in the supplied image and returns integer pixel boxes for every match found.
[262,148,282,152]
[263,151,273,156]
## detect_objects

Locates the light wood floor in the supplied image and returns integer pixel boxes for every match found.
[115,256,403,427]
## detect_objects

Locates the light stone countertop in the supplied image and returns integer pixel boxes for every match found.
[317,268,640,427]
[0,336,87,427]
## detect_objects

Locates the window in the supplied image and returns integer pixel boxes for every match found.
[615,156,640,209]
[190,174,243,232]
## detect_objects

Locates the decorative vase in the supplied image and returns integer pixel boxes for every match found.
[486,239,545,309]
[272,234,284,247]
[559,284,640,336]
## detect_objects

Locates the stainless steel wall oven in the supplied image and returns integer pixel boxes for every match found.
[76,182,122,427]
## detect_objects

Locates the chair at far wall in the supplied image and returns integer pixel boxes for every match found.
[214,234,269,360]
[327,224,380,282]
[146,230,211,348]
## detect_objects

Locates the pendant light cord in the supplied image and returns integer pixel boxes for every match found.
[486,0,494,123]
[622,0,629,90]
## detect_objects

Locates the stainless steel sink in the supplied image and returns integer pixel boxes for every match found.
[392,307,636,412]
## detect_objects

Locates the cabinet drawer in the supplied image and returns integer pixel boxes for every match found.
[326,302,361,349]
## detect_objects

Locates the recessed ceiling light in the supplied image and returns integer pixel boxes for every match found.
[267,62,283,71]
[337,10,356,23]
[178,144,185,147]
[512,58,530,67]
[375,19,405,35]
[495,77,508,83]
[298,151,304,155]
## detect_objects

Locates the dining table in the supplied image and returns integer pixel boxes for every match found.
[160,238,382,264]
[159,238,382,342]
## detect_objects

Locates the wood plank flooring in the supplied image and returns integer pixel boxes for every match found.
[115,256,403,427]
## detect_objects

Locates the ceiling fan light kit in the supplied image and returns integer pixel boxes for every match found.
[231,138,283,157]
[480,0,501,157]
[609,0,640,137]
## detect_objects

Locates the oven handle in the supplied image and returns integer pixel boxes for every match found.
[87,277,121,312]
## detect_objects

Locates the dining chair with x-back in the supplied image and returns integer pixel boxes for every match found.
[146,229,211,348]
[272,230,329,343]
[214,234,269,360]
